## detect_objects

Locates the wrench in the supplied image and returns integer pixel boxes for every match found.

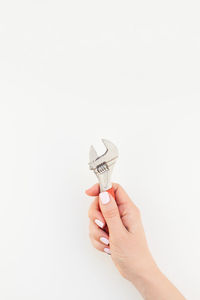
[89,139,119,199]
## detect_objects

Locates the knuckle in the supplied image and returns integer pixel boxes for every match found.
[88,208,93,219]
[89,231,94,241]
[113,182,120,190]
[94,242,101,251]
[89,222,98,240]
[104,207,118,219]
[89,222,94,233]
[134,205,141,218]
[92,240,99,250]
[116,183,121,189]
[94,244,99,250]
[130,203,141,218]
[88,221,92,230]
[91,239,95,247]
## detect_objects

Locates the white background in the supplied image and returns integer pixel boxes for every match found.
[0,1,200,299]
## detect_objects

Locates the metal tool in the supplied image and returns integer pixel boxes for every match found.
[89,139,118,198]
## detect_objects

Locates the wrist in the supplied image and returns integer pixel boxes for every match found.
[130,258,161,291]
[131,263,186,300]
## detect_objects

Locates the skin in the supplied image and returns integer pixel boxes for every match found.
[86,183,186,300]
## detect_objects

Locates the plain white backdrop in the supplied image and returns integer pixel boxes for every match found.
[0,1,200,299]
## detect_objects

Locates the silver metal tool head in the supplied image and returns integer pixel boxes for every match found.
[89,139,118,192]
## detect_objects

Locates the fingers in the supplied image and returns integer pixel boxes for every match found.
[91,240,111,255]
[88,197,106,229]
[86,183,132,235]
[85,183,100,196]
[86,183,141,235]
[112,183,135,207]
[86,182,134,207]
[88,197,110,254]
[99,191,125,237]
[89,220,110,254]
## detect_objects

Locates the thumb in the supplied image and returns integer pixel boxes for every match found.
[99,191,124,236]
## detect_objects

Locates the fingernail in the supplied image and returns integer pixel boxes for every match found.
[94,219,104,228]
[104,248,111,255]
[100,237,109,245]
[99,192,110,204]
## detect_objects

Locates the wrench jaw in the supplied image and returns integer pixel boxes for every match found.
[89,139,118,192]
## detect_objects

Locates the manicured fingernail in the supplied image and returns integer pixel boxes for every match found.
[100,192,110,204]
[100,237,109,245]
[104,248,111,255]
[94,219,104,228]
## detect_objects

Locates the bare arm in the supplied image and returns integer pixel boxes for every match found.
[86,183,186,300]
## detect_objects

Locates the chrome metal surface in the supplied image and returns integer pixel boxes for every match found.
[89,139,118,192]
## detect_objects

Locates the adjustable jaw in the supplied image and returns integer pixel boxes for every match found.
[89,139,118,192]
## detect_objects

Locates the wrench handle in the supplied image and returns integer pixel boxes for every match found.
[106,186,115,200]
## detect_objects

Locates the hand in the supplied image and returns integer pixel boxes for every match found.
[86,183,156,283]
[86,183,186,300]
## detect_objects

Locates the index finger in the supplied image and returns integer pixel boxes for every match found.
[85,183,134,207]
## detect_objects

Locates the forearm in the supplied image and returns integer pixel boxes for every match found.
[86,184,186,300]
[132,265,186,300]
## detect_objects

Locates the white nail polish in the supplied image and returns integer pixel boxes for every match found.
[104,248,111,255]
[100,237,109,245]
[94,219,104,228]
[100,192,110,204]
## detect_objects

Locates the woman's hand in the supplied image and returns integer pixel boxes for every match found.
[86,183,155,282]
[86,183,186,300]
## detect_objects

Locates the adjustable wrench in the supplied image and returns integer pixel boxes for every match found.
[89,139,119,199]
